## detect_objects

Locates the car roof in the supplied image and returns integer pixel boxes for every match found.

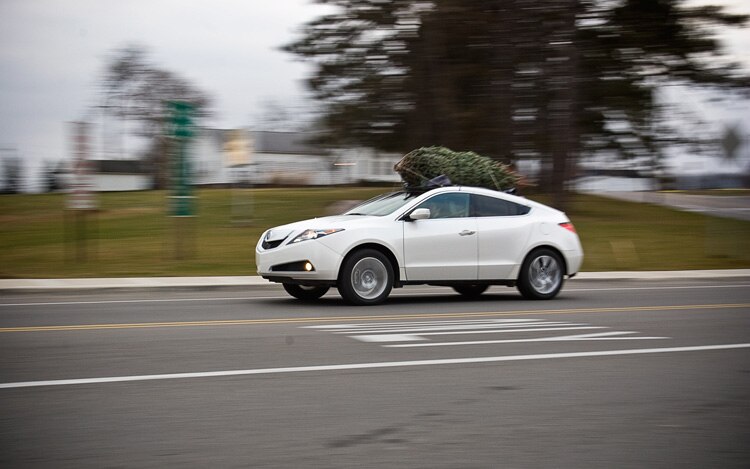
[418,185,562,215]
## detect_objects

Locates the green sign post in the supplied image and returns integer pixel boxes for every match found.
[169,101,195,217]
[168,101,196,258]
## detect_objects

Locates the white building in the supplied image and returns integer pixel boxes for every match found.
[57,159,151,192]
[192,129,401,186]
[59,130,403,192]
[91,160,151,191]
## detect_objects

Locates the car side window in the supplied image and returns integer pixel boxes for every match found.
[472,194,530,217]
[415,193,470,219]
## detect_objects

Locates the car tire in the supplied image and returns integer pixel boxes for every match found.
[452,284,489,298]
[517,248,564,300]
[338,249,394,305]
[282,283,330,301]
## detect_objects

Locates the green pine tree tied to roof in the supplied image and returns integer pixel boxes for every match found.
[394,146,520,191]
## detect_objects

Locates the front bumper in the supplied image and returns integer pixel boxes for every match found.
[256,237,344,284]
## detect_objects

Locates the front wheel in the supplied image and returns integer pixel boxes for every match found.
[517,249,564,300]
[338,249,394,305]
[283,283,330,301]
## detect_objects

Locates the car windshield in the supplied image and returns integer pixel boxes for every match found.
[344,191,421,216]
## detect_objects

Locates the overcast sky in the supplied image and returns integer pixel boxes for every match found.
[0,0,331,189]
[1,0,748,190]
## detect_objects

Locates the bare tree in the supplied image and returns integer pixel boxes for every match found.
[98,46,212,189]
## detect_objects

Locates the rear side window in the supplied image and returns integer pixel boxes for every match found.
[472,194,530,217]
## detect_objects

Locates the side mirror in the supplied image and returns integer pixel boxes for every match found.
[408,208,431,221]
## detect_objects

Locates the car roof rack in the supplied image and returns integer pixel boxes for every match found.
[402,174,454,194]
[403,175,518,196]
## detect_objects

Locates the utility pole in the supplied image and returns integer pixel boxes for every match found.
[66,122,98,262]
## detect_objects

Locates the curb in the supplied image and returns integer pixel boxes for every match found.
[1,270,749,292]
[575,269,750,280]
[0,276,272,292]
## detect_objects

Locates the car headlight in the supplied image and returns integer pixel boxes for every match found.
[289,228,344,244]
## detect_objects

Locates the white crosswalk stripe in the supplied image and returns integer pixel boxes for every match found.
[303,318,669,347]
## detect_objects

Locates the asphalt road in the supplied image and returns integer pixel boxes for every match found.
[1,278,749,468]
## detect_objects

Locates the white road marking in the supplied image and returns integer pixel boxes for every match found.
[1,343,747,389]
[334,321,586,335]
[307,319,579,340]
[384,331,669,348]
[414,325,602,334]
[307,318,660,346]
[352,326,608,343]
[320,321,581,334]
[357,334,426,342]
[305,318,545,330]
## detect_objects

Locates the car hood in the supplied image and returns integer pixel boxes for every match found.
[263,215,376,242]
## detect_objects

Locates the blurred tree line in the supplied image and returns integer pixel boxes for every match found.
[0,150,23,194]
[285,0,749,208]
[98,46,212,189]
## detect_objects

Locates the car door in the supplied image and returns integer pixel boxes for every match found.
[472,194,534,279]
[402,192,477,281]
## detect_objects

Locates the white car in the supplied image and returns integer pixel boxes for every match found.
[256,186,583,305]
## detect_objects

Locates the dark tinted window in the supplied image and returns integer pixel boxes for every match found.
[472,194,530,217]
[415,193,470,219]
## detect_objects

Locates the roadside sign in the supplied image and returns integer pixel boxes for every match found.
[67,122,98,210]
[169,101,195,217]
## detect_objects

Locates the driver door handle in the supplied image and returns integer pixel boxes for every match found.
[459,230,476,236]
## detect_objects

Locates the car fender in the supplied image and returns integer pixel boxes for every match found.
[317,224,404,278]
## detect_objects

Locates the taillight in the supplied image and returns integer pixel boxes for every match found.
[559,222,576,234]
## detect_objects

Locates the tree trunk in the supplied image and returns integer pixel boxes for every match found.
[545,0,578,211]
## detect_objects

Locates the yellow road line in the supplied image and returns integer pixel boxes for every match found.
[1,303,748,333]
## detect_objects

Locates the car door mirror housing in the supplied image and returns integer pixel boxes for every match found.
[408,208,431,221]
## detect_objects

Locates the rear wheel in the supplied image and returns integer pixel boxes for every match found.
[452,284,489,298]
[517,249,564,300]
[338,249,394,305]
[282,283,329,301]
